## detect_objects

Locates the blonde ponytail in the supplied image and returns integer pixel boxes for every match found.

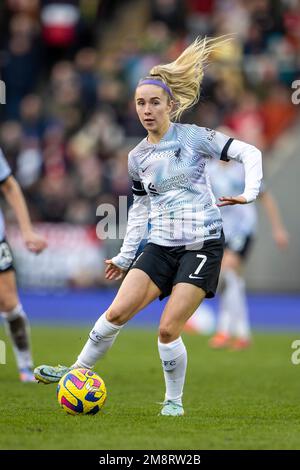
[149,35,231,121]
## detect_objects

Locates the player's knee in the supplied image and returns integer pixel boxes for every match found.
[106,307,128,326]
[158,324,175,343]
[0,300,18,314]
[218,268,234,293]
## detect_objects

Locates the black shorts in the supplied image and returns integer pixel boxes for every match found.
[0,238,14,273]
[129,233,225,300]
[225,233,254,260]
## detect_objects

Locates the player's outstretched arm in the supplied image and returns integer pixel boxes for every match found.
[218,140,263,207]
[198,128,263,206]
[0,175,47,253]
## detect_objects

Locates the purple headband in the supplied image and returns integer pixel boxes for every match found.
[137,79,174,99]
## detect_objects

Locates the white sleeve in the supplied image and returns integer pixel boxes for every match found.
[111,152,150,270]
[225,139,263,203]
[193,126,263,203]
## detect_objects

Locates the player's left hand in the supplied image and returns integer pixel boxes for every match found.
[23,231,48,253]
[217,195,247,207]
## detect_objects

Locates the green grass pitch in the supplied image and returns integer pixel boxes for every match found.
[1,326,300,450]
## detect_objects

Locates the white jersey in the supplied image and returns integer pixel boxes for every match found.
[113,123,262,269]
[0,148,12,241]
[208,159,257,240]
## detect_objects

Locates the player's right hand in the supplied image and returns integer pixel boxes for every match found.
[104,259,126,281]
[23,231,48,254]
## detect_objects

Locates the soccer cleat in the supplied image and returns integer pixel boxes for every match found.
[160,400,184,416]
[34,364,71,384]
[208,332,231,349]
[19,368,36,383]
[230,338,252,351]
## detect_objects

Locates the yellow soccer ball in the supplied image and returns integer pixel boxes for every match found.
[57,368,107,415]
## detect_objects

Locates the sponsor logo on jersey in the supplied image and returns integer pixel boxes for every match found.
[148,182,159,196]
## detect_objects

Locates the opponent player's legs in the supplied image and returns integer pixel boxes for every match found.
[158,283,206,415]
[35,268,161,382]
[210,249,251,349]
[0,269,35,382]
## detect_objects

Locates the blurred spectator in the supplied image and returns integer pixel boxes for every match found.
[0,0,298,239]
[225,91,265,149]
[16,137,42,188]
[150,0,186,33]
[260,81,297,147]
[2,13,41,119]
[0,121,23,167]
[41,1,80,48]
[75,47,99,113]
[35,173,75,222]
[20,94,49,139]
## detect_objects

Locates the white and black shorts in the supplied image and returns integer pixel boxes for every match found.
[225,233,254,260]
[129,233,225,300]
[0,239,14,273]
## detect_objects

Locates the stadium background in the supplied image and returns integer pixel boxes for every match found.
[0,0,299,329]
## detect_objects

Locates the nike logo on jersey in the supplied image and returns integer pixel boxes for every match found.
[141,165,150,173]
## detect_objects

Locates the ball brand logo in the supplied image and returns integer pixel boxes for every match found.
[0,80,6,104]
[85,381,98,392]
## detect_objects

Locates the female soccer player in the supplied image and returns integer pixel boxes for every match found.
[34,37,263,415]
[0,148,47,381]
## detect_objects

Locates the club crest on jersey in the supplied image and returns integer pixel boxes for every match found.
[148,182,159,196]
[174,148,181,158]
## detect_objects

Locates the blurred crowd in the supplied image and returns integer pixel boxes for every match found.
[0,0,299,226]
